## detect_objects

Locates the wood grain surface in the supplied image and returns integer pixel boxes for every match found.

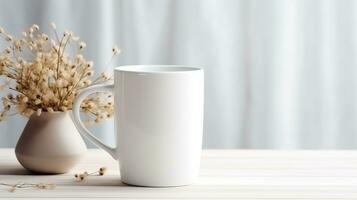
[0,149,357,199]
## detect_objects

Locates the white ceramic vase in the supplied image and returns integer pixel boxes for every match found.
[15,111,87,174]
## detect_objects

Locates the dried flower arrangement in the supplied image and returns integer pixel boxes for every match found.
[0,23,120,123]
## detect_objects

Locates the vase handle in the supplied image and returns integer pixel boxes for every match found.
[72,83,117,160]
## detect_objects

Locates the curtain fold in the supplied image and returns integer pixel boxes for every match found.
[0,0,357,149]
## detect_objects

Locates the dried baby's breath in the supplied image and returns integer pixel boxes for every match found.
[0,23,120,123]
[74,166,107,181]
[0,182,56,192]
[99,167,107,175]
[112,45,121,55]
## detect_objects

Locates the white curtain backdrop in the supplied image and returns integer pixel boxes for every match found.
[0,0,357,149]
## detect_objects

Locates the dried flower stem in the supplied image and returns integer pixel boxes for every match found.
[74,167,107,181]
[0,182,56,192]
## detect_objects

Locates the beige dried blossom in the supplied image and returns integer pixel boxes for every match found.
[79,41,86,49]
[112,45,121,55]
[0,23,120,123]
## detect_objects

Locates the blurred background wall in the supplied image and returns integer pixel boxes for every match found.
[1,0,357,149]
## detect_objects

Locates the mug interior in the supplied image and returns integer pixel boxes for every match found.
[115,65,202,73]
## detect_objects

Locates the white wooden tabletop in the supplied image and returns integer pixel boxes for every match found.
[0,149,357,199]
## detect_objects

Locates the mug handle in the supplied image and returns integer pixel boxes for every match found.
[72,83,117,160]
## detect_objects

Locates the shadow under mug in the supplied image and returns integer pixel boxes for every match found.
[72,65,204,187]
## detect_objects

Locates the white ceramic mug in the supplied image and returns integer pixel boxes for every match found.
[72,65,204,187]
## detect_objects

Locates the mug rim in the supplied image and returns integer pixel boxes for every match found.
[114,65,203,74]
